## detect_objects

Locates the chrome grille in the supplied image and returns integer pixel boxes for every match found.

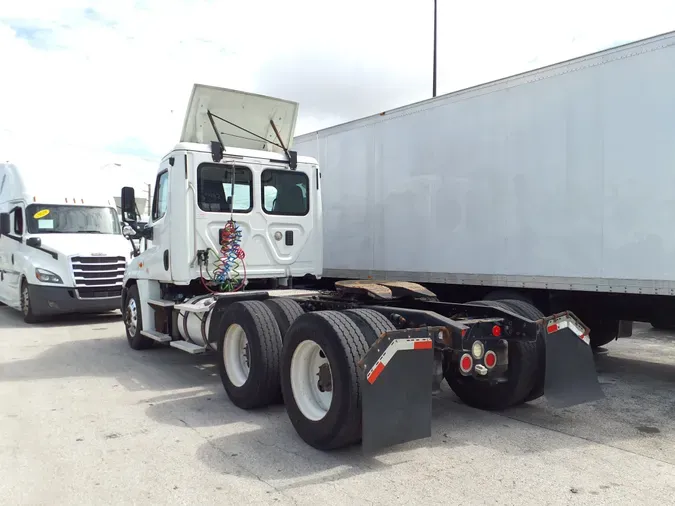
[71,256,126,299]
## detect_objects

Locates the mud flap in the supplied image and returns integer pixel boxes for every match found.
[543,312,605,408]
[358,327,436,453]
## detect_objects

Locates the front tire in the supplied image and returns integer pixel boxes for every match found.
[216,301,283,410]
[281,311,370,450]
[124,284,154,350]
[20,279,40,324]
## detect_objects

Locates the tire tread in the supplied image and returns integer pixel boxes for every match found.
[263,298,305,339]
[343,308,395,345]
[218,300,283,409]
[281,310,370,450]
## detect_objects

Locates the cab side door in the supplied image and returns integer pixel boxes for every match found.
[2,202,26,306]
[144,165,172,282]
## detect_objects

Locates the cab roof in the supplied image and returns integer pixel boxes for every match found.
[166,142,318,166]
[0,162,116,207]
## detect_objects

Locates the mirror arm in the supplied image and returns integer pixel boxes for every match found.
[128,236,140,257]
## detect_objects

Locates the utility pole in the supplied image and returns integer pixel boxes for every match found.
[433,0,438,98]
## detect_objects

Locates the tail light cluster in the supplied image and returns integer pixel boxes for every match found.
[459,338,499,375]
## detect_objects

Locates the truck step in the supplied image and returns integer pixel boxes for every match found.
[169,340,207,354]
[173,303,211,313]
[147,299,175,308]
[140,330,172,343]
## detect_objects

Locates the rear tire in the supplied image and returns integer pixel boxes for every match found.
[445,299,541,410]
[588,327,617,348]
[124,284,154,350]
[216,301,283,410]
[262,298,305,404]
[495,299,546,403]
[483,290,532,305]
[650,319,675,331]
[281,311,370,450]
[263,298,304,340]
[343,308,395,345]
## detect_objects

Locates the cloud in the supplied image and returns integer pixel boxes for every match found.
[1,0,675,183]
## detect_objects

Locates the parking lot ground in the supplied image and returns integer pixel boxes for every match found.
[1,307,674,505]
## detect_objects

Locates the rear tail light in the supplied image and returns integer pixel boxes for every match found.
[492,325,502,337]
[484,350,497,369]
[459,353,473,374]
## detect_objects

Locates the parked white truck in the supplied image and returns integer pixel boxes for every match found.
[117,84,601,453]
[0,162,132,322]
[293,30,675,349]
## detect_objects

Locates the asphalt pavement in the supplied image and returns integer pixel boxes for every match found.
[1,307,674,505]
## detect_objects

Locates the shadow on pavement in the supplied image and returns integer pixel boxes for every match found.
[0,307,122,329]
[0,335,220,393]
[139,338,675,484]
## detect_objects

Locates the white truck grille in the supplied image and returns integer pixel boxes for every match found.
[71,256,126,299]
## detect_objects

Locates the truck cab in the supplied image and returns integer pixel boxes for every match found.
[120,84,323,330]
[0,163,132,322]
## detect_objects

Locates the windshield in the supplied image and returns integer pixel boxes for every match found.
[26,205,121,235]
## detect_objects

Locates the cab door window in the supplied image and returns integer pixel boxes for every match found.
[152,170,169,221]
[11,206,23,236]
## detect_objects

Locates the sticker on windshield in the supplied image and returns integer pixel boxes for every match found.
[33,209,50,219]
[37,219,54,229]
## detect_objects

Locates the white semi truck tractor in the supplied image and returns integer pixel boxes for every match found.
[118,84,603,452]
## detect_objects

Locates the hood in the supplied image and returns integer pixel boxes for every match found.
[34,234,131,259]
[180,83,299,154]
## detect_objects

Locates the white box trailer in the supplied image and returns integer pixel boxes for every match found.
[293,30,675,348]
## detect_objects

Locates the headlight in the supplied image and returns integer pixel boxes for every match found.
[35,268,63,284]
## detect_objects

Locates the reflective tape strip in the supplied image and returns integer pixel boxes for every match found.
[547,317,590,345]
[366,338,433,384]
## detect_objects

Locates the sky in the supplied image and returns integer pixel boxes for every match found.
[1,0,674,190]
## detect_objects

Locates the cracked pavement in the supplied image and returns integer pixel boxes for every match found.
[1,307,674,505]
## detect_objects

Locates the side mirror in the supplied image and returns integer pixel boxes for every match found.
[121,186,137,223]
[122,225,136,239]
[26,237,41,248]
[0,213,9,235]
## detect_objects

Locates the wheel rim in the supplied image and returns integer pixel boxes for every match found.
[223,324,251,387]
[125,298,138,336]
[290,340,333,421]
[21,285,29,316]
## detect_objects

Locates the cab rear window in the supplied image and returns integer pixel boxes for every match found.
[197,164,253,213]
[261,169,309,216]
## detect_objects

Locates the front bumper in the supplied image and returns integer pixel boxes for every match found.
[28,284,121,316]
